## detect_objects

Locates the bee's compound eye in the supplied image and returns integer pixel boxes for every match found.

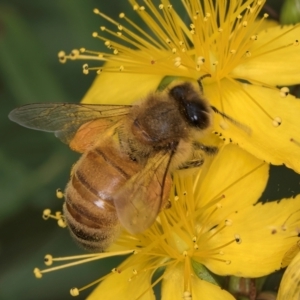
[169,83,211,129]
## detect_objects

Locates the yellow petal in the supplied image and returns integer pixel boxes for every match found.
[231,24,300,86]
[194,143,269,212]
[205,79,300,173]
[199,196,300,277]
[87,262,155,300]
[161,263,235,300]
[81,70,163,105]
[277,251,300,300]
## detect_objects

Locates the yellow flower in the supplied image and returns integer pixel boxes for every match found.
[34,143,300,299]
[60,0,300,173]
[277,245,300,299]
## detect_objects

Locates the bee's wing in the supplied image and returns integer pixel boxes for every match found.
[9,103,132,151]
[113,152,173,234]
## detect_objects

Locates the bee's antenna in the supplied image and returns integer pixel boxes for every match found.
[197,74,211,93]
[197,75,251,134]
[210,105,251,134]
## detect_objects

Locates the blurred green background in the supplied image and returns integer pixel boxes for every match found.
[0,1,134,299]
[1,0,300,300]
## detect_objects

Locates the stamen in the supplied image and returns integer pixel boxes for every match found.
[233,80,279,124]
[234,234,242,244]
[272,116,282,127]
[280,87,289,98]
[56,188,64,199]
[183,254,192,295]
[33,268,42,279]
[183,291,192,300]
[44,254,53,266]
[70,288,79,297]
[42,209,67,228]
[35,250,134,276]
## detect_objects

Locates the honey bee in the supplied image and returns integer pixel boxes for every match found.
[9,78,218,251]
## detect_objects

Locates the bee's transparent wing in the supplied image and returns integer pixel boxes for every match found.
[9,103,132,147]
[113,152,173,234]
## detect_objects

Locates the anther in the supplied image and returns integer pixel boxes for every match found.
[100,26,106,31]
[194,244,199,250]
[58,218,67,228]
[245,51,251,57]
[33,268,42,278]
[183,251,188,257]
[58,51,66,63]
[294,40,299,46]
[263,13,269,18]
[272,117,282,127]
[183,291,192,300]
[234,234,242,244]
[43,209,51,220]
[70,288,79,297]
[93,8,100,14]
[225,260,231,265]
[159,4,164,9]
[218,28,223,32]
[70,50,80,59]
[197,56,205,65]
[132,269,138,275]
[242,21,247,27]
[237,15,242,19]
[83,64,89,75]
[44,254,53,266]
[192,236,197,242]
[119,66,124,71]
[280,87,289,97]
[251,35,258,40]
